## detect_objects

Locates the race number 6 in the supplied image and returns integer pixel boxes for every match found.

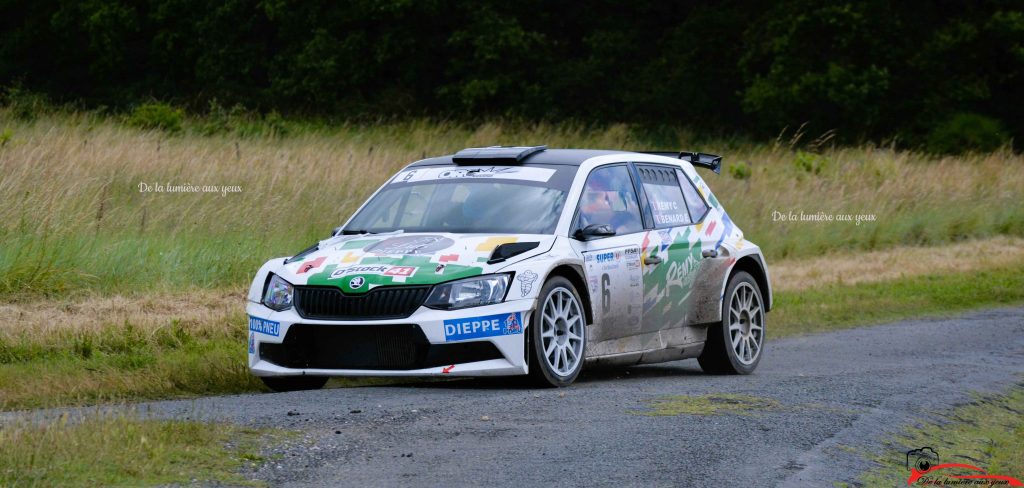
[601,273,611,313]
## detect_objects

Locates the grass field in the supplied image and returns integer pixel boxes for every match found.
[1,109,1022,483]
[852,387,1024,486]
[0,410,284,487]
[2,236,1022,411]
[2,110,1024,410]
[1,110,1022,298]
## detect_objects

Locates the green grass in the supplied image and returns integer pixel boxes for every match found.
[0,313,408,411]
[771,263,1024,338]
[855,387,1024,486]
[0,411,287,487]
[3,261,1022,412]
[631,393,780,417]
[0,336,261,411]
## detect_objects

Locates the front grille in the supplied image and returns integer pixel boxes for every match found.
[293,285,430,320]
[259,323,504,370]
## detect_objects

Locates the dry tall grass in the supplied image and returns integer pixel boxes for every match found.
[3,235,1020,348]
[2,111,1022,296]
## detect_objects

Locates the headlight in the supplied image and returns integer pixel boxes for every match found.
[424,274,510,310]
[262,274,294,311]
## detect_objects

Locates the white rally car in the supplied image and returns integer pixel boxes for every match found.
[247,146,772,390]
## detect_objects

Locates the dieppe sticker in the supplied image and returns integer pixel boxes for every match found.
[443,312,523,342]
[392,166,555,184]
[248,316,280,337]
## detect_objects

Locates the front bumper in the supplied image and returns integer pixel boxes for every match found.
[246,299,534,377]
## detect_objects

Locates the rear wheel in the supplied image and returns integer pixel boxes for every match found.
[698,271,765,374]
[527,277,587,387]
[260,375,328,392]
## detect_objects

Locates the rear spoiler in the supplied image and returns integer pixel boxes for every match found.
[638,151,722,174]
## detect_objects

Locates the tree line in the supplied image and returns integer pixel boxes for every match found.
[1,0,1021,150]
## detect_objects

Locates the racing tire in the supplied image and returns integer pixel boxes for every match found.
[527,276,587,387]
[698,271,765,375]
[260,375,328,392]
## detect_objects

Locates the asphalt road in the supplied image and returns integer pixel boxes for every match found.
[151,308,1021,486]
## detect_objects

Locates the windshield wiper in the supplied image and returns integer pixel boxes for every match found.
[340,229,374,235]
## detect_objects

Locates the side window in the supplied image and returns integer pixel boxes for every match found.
[636,165,692,227]
[575,165,644,236]
[677,169,710,222]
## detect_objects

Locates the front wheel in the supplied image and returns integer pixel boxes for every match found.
[260,375,328,392]
[527,277,587,387]
[698,271,765,374]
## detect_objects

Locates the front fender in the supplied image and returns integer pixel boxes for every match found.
[495,236,585,311]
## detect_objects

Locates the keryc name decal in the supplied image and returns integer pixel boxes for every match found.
[444,312,523,342]
[248,316,280,337]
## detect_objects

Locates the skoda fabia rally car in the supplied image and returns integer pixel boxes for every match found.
[247,146,772,390]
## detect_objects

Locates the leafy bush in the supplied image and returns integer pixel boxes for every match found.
[728,162,752,180]
[127,103,183,132]
[1,86,50,120]
[926,112,1009,155]
[793,151,827,175]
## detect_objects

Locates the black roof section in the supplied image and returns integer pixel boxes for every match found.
[408,148,630,167]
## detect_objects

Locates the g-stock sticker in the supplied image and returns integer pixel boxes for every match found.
[443,312,524,342]
[248,316,280,337]
[329,264,395,279]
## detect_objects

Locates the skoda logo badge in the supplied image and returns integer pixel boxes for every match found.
[349,276,365,289]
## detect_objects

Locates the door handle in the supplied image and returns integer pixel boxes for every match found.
[702,249,718,258]
[644,255,663,266]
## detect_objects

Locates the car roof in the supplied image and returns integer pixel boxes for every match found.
[406,148,632,168]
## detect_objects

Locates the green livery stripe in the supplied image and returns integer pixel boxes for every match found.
[305,255,483,293]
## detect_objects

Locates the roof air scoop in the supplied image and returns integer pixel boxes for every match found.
[452,145,547,165]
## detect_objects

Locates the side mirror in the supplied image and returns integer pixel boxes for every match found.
[574,223,616,241]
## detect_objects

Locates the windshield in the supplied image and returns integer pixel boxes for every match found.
[345,165,573,234]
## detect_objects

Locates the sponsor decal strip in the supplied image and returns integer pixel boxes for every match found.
[330,264,416,279]
[443,312,524,342]
[392,166,555,183]
[248,316,280,337]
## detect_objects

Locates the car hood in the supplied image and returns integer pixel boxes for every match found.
[274,232,554,293]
